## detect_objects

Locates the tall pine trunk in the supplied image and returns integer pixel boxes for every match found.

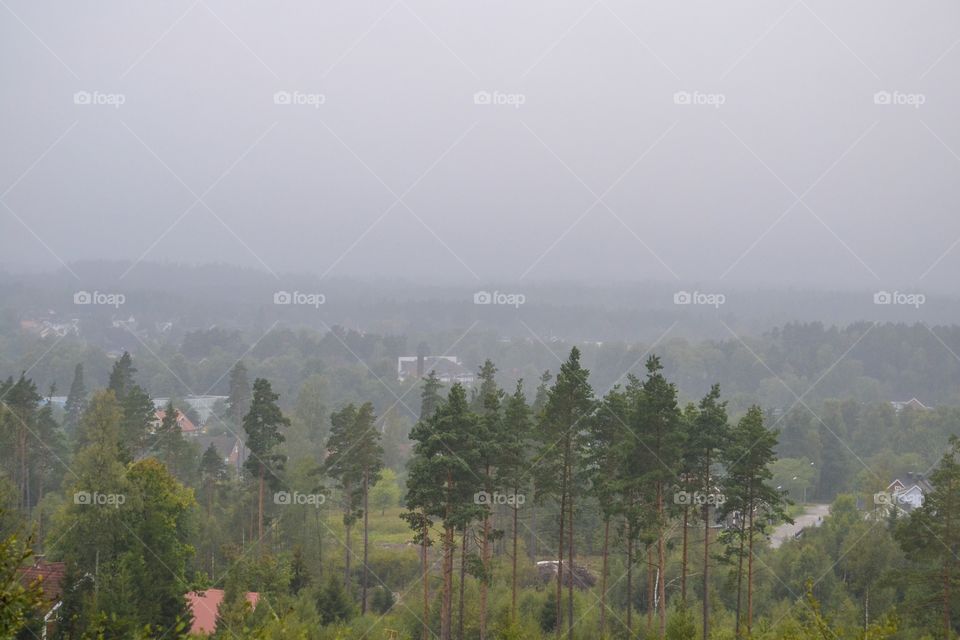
[747,505,755,636]
[480,464,491,640]
[362,470,370,614]
[257,468,265,542]
[702,460,710,640]
[512,498,520,620]
[599,517,610,636]
[567,480,574,640]
[681,504,689,604]
[657,481,666,638]
[647,547,654,631]
[441,523,454,640]
[556,459,567,637]
[734,516,746,638]
[626,520,634,635]
[458,531,467,640]
[422,521,430,640]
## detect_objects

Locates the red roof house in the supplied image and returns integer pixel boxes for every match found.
[18,559,66,605]
[185,588,259,635]
[153,409,199,435]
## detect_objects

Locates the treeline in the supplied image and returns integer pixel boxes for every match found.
[5,320,960,421]
[6,345,960,639]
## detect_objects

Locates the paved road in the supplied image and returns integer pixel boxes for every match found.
[769,503,830,549]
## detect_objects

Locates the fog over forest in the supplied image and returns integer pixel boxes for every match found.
[3,3,960,640]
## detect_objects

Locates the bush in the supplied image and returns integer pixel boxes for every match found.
[370,586,395,615]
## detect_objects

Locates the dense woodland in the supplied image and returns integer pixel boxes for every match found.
[3,317,960,639]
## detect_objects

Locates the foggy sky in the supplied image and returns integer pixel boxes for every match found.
[2,1,960,292]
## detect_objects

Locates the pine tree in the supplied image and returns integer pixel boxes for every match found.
[632,356,683,638]
[473,359,504,640]
[323,402,383,611]
[686,384,729,640]
[243,378,289,543]
[588,384,628,637]
[0,375,41,511]
[721,405,789,637]
[535,348,594,638]
[498,380,532,622]
[64,363,88,435]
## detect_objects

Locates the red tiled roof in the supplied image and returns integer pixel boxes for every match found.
[154,409,199,434]
[18,560,66,603]
[185,588,259,635]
